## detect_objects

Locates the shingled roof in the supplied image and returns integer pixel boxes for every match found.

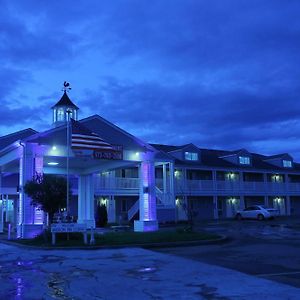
[150,143,300,172]
[51,91,79,109]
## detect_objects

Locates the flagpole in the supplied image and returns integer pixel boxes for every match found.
[66,110,71,215]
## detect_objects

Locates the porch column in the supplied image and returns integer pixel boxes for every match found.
[134,154,158,232]
[107,195,116,223]
[78,174,95,228]
[17,145,44,238]
[162,164,167,193]
[169,162,175,205]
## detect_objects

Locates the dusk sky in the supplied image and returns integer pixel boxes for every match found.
[1,1,300,159]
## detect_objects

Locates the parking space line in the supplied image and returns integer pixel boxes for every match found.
[257,271,300,277]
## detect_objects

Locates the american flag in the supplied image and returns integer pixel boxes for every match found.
[71,119,113,151]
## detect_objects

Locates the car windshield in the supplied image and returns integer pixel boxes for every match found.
[260,205,267,209]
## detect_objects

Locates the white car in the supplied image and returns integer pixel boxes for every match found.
[235,205,279,221]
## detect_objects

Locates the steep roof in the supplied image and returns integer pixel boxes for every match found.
[51,91,79,109]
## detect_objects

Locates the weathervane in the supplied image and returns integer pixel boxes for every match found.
[62,81,71,93]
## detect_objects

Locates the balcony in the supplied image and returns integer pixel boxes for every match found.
[94,176,300,195]
[94,177,139,192]
[175,179,298,195]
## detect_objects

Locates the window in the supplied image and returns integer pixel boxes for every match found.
[185,152,198,161]
[283,160,292,168]
[239,156,250,165]
[57,108,64,121]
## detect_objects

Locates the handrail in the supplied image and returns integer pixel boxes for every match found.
[128,200,139,221]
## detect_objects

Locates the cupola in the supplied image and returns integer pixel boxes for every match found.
[51,88,79,127]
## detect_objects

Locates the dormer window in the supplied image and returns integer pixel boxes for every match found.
[239,156,250,165]
[185,152,198,161]
[283,160,292,168]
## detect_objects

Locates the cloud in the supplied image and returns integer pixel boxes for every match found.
[78,76,300,158]
[0,0,300,159]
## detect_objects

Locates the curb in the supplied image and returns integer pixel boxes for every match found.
[0,234,228,251]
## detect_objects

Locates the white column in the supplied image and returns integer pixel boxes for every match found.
[162,164,167,193]
[78,174,95,228]
[169,162,175,203]
[107,195,116,223]
[17,145,44,238]
[134,154,158,232]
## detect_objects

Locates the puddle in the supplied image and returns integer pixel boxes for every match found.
[126,266,158,281]
[137,267,157,273]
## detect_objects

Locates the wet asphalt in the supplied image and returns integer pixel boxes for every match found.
[156,217,300,289]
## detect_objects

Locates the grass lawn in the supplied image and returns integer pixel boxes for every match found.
[14,228,220,248]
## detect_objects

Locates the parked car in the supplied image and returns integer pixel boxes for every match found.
[235,205,279,221]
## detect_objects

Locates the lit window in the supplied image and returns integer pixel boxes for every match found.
[185,152,198,161]
[283,160,292,168]
[239,156,250,165]
[57,108,64,121]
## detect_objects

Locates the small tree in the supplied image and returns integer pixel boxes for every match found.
[24,174,71,224]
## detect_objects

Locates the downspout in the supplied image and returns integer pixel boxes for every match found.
[19,141,26,230]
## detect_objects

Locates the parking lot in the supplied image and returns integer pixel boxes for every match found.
[156,217,300,288]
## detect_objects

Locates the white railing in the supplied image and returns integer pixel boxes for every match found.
[128,200,139,221]
[175,179,288,193]
[155,187,174,206]
[94,176,300,194]
[95,177,139,190]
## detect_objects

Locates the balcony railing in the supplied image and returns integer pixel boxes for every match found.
[94,176,300,194]
[175,179,299,193]
[95,177,139,190]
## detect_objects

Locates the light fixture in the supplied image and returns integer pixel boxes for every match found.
[48,162,59,166]
[52,146,57,150]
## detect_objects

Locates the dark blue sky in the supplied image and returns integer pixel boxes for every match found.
[1,1,300,159]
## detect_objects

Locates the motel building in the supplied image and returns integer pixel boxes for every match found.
[1,91,300,238]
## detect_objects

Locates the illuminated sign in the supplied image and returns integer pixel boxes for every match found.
[93,145,123,160]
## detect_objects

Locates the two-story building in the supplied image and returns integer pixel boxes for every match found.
[0,91,299,238]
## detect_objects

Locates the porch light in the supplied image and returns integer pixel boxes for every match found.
[48,162,59,166]
[229,197,237,204]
